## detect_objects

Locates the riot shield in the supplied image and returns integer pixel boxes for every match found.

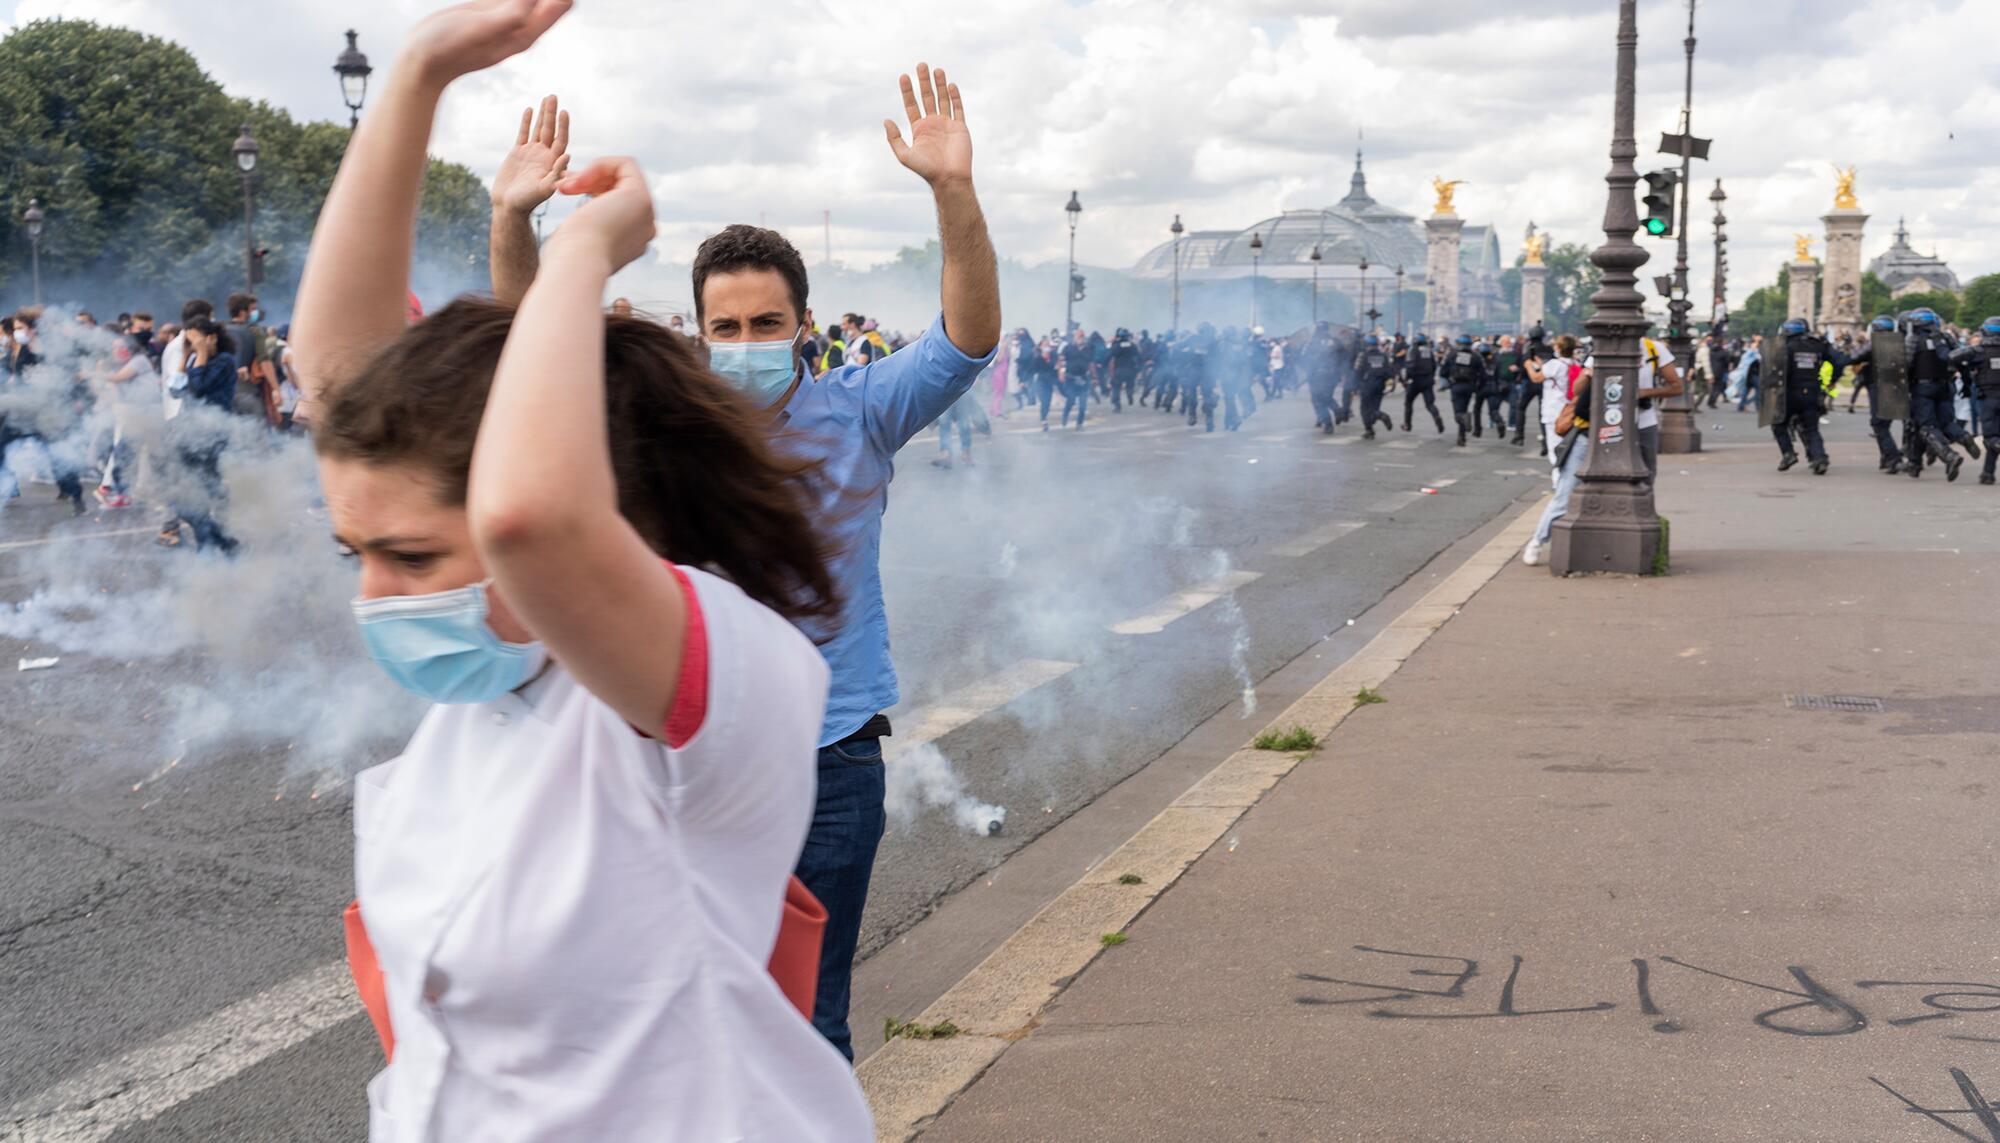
[1757,342,1787,428]
[1870,328,1910,422]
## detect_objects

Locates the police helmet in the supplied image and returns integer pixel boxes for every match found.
[1780,317,1809,336]
[1413,333,1429,346]
[1455,334,1473,347]
[1364,334,1379,347]
[1869,315,1896,332]
[1982,316,2000,337]
[1912,308,1941,329]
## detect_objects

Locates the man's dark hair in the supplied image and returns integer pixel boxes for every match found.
[691,225,808,323]
[181,299,214,324]
[226,293,257,320]
[132,312,153,324]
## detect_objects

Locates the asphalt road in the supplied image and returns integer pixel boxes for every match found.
[0,388,1552,1139]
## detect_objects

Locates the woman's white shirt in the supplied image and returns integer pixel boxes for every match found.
[353,566,871,1142]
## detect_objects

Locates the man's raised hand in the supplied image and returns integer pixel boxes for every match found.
[884,63,973,189]
[494,95,571,215]
[405,0,572,89]
[550,157,656,276]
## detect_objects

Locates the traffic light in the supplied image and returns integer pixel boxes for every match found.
[1071,273,1087,303]
[1641,169,1679,237]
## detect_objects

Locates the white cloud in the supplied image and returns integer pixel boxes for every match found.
[4,0,1996,312]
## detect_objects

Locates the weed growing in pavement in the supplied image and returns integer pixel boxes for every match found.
[1117,873,1144,885]
[885,1016,962,1042]
[1354,686,1386,706]
[1253,725,1317,752]
[1101,933,1129,947]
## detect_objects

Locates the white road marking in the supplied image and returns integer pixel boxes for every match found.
[0,527,160,553]
[1270,520,1365,559]
[1109,570,1262,636]
[1367,490,1425,513]
[1427,478,1459,488]
[2,963,360,1143]
[1383,438,1422,450]
[888,659,1082,759]
[1313,435,1357,447]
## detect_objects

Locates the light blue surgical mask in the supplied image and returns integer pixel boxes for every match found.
[250,308,263,324]
[351,580,545,705]
[708,326,803,405]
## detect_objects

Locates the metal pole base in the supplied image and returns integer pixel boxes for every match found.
[1656,405,1702,453]
[1549,484,1659,576]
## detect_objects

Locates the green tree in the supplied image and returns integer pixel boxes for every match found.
[1732,266,1789,337]
[1860,271,1894,321]
[1540,242,1600,334]
[0,19,489,314]
[1962,274,2000,325]
[1895,289,1959,325]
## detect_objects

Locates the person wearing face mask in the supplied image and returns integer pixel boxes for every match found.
[290,3,873,1137]
[488,58,999,1064]
[166,316,241,551]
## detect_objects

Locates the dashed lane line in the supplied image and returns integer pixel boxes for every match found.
[887,659,1081,760]
[1108,570,1262,636]
[0,526,161,553]
[1269,520,1366,559]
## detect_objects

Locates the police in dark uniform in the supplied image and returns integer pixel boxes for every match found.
[1442,333,1489,447]
[1108,328,1139,412]
[1186,322,1218,432]
[1905,308,1978,480]
[1303,323,1340,434]
[1352,335,1396,439]
[1762,316,1846,475]
[1845,315,1910,474]
[1950,316,2000,485]
[1472,340,1507,439]
[1401,333,1444,433]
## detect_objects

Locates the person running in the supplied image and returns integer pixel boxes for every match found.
[289,4,873,1137]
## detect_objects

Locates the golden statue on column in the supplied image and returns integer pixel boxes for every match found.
[1430,177,1466,216]
[1832,165,1859,210]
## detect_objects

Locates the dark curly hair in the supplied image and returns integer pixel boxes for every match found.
[314,297,841,626]
[692,224,809,325]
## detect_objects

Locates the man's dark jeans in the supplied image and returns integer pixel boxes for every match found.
[794,736,887,1063]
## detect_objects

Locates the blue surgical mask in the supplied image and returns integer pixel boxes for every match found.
[708,326,803,405]
[352,580,546,705]
[250,308,263,324]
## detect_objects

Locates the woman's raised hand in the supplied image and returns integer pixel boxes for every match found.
[551,157,656,276]
[406,0,573,88]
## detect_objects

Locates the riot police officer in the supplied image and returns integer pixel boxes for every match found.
[1905,308,1978,480]
[1401,332,1444,433]
[1352,335,1397,439]
[1108,327,1139,412]
[1762,317,1846,475]
[1845,315,1910,474]
[1950,316,2000,485]
[1442,333,1489,447]
[1303,323,1340,434]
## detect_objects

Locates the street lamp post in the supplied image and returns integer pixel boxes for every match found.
[22,198,44,307]
[1310,244,1322,325]
[1064,190,1082,334]
[1394,263,1405,335]
[335,30,372,129]
[1658,0,1703,453]
[1550,0,1660,577]
[232,124,260,295]
[1248,230,1263,328]
[1710,180,1728,332]
[1357,256,1370,333]
[1170,214,1185,331]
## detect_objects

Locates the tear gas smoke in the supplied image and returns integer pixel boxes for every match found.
[885,741,1007,837]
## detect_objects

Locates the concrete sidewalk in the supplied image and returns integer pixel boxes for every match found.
[888,423,2000,1142]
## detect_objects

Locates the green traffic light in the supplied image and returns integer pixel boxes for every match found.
[1644,218,1669,235]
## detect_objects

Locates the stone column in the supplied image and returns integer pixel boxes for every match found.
[1424,215,1463,340]
[1519,263,1548,330]
[1821,207,1867,339]
[1787,258,1820,325]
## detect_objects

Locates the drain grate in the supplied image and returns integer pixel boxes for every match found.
[1785,694,1886,713]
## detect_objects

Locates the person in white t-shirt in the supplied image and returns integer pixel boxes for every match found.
[1584,336,1683,485]
[293,5,873,1139]
[1526,333,1582,483]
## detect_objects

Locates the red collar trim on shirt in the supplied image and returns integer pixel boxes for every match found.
[662,564,709,748]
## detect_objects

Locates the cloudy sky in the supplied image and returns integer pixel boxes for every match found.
[4,0,1996,313]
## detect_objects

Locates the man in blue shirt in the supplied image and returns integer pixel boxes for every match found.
[491,63,999,1061]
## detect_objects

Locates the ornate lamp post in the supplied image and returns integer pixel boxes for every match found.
[1710,180,1728,332]
[22,198,44,306]
[1170,213,1185,331]
[231,125,260,295]
[1357,255,1370,333]
[1394,263,1406,335]
[335,30,372,129]
[1658,0,1704,453]
[1064,190,1082,334]
[1551,0,1660,576]
[1309,243,1322,324]
[1248,230,1263,327]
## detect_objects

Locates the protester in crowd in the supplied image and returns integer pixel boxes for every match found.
[0,307,89,515]
[1523,361,1596,568]
[1526,334,1582,484]
[169,315,240,552]
[289,3,875,1136]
